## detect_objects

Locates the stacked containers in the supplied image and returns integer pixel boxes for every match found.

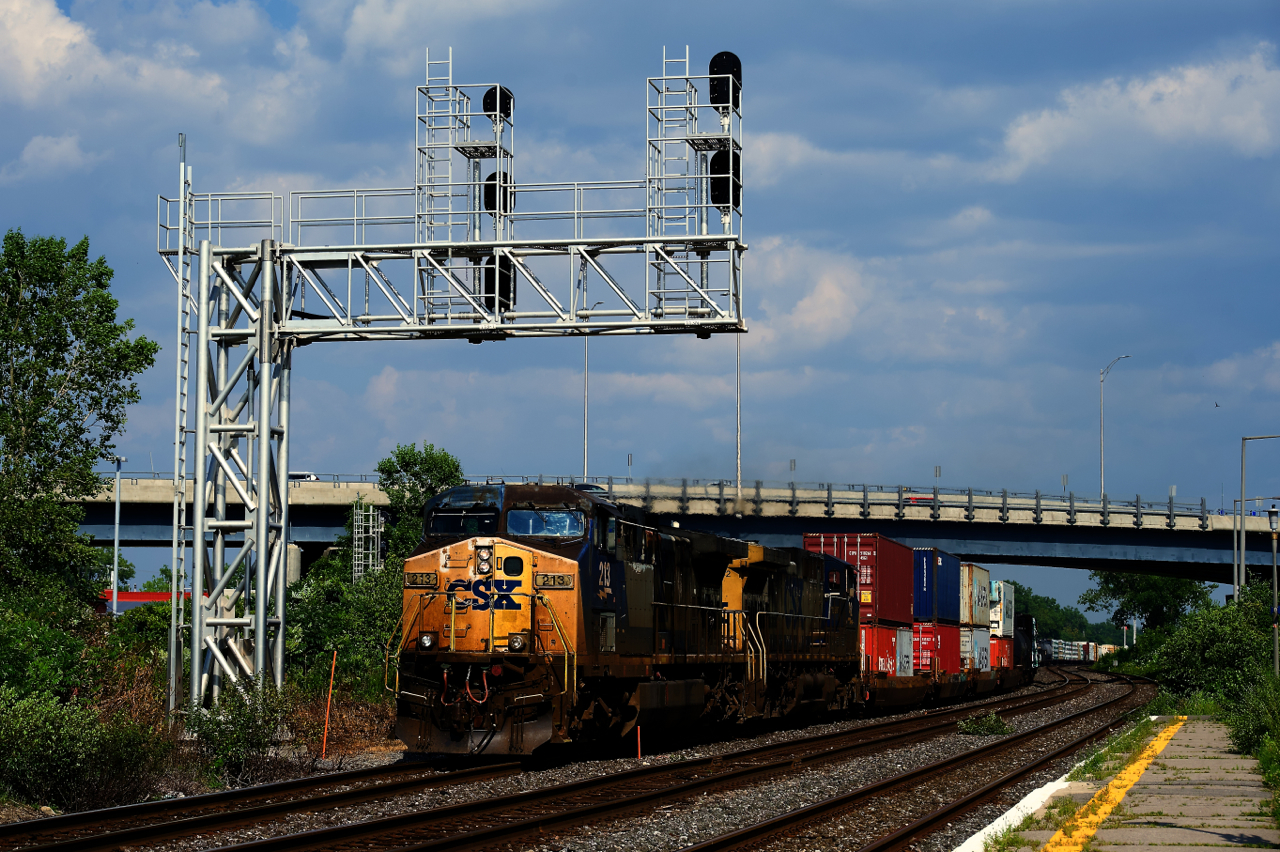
[960,563,991,672]
[912,548,962,675]
[805,534,914,676]
[989,580,1015,638]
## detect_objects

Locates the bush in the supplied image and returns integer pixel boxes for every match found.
[1225,673,1280,755]
[0,688,171,811]
[185,683,294,786]
[1147,601,1269,703]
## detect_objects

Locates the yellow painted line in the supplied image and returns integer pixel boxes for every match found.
[1041,716,1187,852]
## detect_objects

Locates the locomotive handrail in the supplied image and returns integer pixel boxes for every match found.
[534,592,577,706]
[385,592,435,699]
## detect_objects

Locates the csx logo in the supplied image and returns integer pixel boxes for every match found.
[446,578,521,610]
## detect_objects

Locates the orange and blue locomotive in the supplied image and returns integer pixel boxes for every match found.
[389,483,862,755]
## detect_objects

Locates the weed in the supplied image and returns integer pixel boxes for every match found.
[958,711,1014,736]
[1069,716,1157,782]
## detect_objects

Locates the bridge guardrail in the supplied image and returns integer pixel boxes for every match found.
[97,471,1227,530]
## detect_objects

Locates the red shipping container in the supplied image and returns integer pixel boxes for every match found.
[805,533,913,626]
[990,637,1013,669]
[913,622,961,674]
[861,625,912,675]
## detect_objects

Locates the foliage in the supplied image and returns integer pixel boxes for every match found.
[141,565,175,593]
[0,575,97,698]
[0,230,158,601]
[285,536,405,699]
[957,710,1013,736]
[0,688,171,810]
[1225,673,1280,755]
[1148,595,1269,703]
[1001,579,1121,643]
[1145,689,1222,717]
[1079,570,1216,632]
[376,441,464,559]
[185,683,293,786]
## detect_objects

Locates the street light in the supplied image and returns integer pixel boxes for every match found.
[1270,504,1278,677]
[1236,435,1280,598]
[582,302,603,479]
[112,456,127,616]
[1099,355,1130,500]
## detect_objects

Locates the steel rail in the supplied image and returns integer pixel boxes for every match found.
[2,763,520,852]
[191,672,1087,852]
[681,675,1153,852]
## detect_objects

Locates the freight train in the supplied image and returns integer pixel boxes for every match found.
[388,483,1037,756]
[1038,639,1119,663]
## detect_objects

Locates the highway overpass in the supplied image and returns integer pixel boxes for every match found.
[82,474,1258,584]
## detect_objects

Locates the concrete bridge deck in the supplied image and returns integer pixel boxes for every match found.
[82,475,1260,583]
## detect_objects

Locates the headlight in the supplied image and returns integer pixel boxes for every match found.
[507,632,527,653]
[418,631,437,651]
[477,548,492,574]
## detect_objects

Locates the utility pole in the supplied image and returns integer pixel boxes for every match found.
[112,456,127,615]
[1099,355,1130,499]
[1271,505,1278,677]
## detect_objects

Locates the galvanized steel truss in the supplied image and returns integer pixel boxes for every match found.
[157,48,745,707]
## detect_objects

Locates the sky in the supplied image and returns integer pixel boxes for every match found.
[2,0,1278,610]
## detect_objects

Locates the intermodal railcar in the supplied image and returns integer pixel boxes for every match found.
[388,483,1034,756]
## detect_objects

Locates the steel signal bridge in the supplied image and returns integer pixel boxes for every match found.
[155,48,745,709]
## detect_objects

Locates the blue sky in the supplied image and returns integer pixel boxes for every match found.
[3,0,1278,610]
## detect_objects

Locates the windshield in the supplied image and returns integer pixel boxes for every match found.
[506,509,585,538]
[426,508,499,536]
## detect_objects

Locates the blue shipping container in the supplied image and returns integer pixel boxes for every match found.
[913,548,961,623]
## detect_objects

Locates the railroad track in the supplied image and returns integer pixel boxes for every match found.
[685,673,1155,852]
[4,669,1089,852]
[0,762,521,852]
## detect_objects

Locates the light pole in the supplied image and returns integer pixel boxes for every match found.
[735,333,742,505]
[1237,435,1280,598]
[582,302,603,479]
[1099,355,1130,500]
[1270,504,1278,677]
[112,456,127,616]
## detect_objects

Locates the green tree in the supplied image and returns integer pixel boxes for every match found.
[0,230,158,600]
[140,565,174,593]
[376,441,464,559]
[1078,571,1216,632]
[1002,579,1092,641]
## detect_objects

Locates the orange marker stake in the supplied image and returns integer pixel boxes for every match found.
[321,649,337,759]
[637,725,642,759]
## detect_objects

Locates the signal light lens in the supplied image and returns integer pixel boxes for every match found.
[507,633,527,653]
[418,631,437,651]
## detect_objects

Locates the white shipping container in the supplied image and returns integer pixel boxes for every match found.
[896,627,914,676]
[960,564,991,626]
[989,581,1015,637]
[973,628,991,672]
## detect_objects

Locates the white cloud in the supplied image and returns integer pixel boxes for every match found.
[0,134,102,183]
[0,0,227,108]
[342,0,558,74]
[745,237,1029,365]
[990,45,1280,181]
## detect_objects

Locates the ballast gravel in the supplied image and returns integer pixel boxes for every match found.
[136,670,1128,852]
[519,673,1139,852]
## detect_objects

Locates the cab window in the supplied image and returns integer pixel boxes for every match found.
[507,509,585,538]
[426,508,498,535]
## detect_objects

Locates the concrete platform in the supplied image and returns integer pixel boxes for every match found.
[1048,720,1277,851]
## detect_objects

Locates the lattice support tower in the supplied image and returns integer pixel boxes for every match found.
[158,47,745,708]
